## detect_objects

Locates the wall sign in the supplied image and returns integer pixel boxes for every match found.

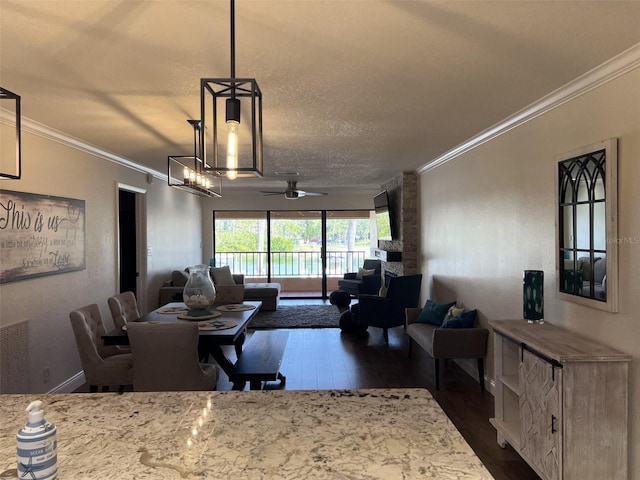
[0,190,86,283]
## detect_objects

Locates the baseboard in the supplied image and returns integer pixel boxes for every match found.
[48,371,85,394]
[453,358,494,396]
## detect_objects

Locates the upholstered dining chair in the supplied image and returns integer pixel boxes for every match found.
[127,322,219,392]
[107,291,141,330]
[69,304,133,392]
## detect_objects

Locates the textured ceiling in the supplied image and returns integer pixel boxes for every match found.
[2,0,640,194]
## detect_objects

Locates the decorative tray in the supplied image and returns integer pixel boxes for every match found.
[197,319,237,331]
[177,311,222,321]
[156,306,189,314]
[215,304,256,312]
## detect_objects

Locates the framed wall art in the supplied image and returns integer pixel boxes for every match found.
[0,190,86,283]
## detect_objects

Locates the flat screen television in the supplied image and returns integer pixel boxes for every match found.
[374,190,396,241]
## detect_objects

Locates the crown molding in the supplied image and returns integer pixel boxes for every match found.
[418,42,640,174]
[0,112,168,182]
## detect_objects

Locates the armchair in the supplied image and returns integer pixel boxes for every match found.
[338,259,382,296]
[354,274,422,343]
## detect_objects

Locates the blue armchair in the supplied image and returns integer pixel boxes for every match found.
[338,259,382,296]
[354,274,422,343]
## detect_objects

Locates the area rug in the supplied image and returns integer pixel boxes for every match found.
[250,304,342,329]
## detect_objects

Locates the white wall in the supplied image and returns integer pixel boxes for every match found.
[418,68,640,477]
[145,178,204,312]
[0,129,203,393]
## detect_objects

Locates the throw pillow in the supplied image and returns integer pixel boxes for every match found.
[416,300,457,326]
[441,309,478,329]
[356,268,375,279]
[443,304,464,323]
[210,266,235,285]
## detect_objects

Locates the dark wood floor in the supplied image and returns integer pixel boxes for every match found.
[80,315,539,479]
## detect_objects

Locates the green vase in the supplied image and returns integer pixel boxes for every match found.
[523,270,544,324]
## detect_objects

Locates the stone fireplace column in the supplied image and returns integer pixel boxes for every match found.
[377,171,418,277]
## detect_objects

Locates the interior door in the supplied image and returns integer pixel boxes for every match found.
[118,189,137,296]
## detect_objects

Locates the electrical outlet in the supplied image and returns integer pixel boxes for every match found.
[43,367,50,384]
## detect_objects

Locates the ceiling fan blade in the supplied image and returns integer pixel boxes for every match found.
[302,191,328,196]
[262,182,328,198]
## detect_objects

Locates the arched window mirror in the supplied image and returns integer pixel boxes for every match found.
[556,139,618,312]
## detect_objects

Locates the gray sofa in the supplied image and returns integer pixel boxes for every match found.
[563,256,606,300]
[405,308,488,391]
[158,270,281,311]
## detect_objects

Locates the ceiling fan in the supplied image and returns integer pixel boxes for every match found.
[261,180,328,200]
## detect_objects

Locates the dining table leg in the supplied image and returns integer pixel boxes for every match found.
[197,331,246,377]
[234,329,246,357]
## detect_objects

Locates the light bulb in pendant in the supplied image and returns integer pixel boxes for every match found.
[226,98,240,180]
[226,122,238,180]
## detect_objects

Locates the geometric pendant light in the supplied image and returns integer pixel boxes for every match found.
[168,119,222,198]
[0,87,22,180]
[201,0,263,179]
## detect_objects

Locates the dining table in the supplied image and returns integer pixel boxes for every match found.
[102,301,262,377]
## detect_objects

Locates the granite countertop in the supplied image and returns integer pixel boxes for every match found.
[0,388,493,479]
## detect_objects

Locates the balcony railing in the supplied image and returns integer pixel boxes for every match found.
[213,250,368,277]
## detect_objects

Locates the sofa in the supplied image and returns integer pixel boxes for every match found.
[563,256,606,300]
[158,269,281,311]
[405,306,488,391]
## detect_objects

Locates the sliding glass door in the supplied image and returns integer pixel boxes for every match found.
[325,210,373,294]
[213,209,372,298]
[270,211,322,297]
[213,211,268,278]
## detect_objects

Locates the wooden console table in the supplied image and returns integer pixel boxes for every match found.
[490,320,630,480]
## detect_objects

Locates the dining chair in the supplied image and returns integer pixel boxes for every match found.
[69,304,133,392]
[126,322,219,391]
[107,291,140,330]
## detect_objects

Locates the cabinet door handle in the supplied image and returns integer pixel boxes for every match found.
[551,415,558,434]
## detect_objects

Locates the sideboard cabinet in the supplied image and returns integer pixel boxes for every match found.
[489,320,630,480]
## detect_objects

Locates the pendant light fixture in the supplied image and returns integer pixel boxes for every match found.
[201,0,263,179]
[168,119,222,197]
[0,87,21,180]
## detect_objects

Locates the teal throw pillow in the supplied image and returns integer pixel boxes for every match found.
[441,309,477,328]
[417,300,457,326]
